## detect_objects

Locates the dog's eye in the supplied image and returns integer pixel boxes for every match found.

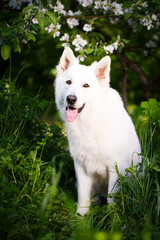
[83,83,90,88]
[66,80,72,85]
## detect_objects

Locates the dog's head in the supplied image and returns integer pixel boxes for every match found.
[55,47,111,122]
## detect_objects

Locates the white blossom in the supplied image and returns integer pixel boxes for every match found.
[78,54,87,62]
[53,31,61,38]
[112,41,118,50]
[112,2,124,15]
[42,8,47,13]
[45,23,61,38]
[60,33,69,41]
[83,24,92,32]
[53,1,66,15]
[77,0,93,7]
[146,40,157,48]
[67,10,74,16]
[74,10,83,15]
[140,16,154,30]
[22,39,28,44]
[104,41,118,54]
[66,10,82,16]
[104,44,114,54]
[143,50,148,56]
[62,43,70,48]
[9,0,24,10]
[127,19,137,33]
[67,18,79,29]
[152,14,157,21]
[94,1,102,9]
[72,34,87,52]
[32,18,38,24]
[102,1,110,11]
[124,6,134,14]
[141,2,148,8]
[45,23,55,33]
[9,0,32,9]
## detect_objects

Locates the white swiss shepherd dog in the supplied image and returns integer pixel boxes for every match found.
[55,47,141,216]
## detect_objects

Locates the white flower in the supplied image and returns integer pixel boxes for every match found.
[22,39,28,44]
[140,17,154,30]
[113,41,118,50]
[56,23,61,30]
[104,45,114,54]
[9,0,24,10]
[146,40,157,48]
[78,54,87,62]
[102,1,110,11]
[45,23,54,33]
[53,1,66,15]
[67,18,79,29]
[72,34,87,52]
[124,6,133,14]
[62,43,70,47]
[77,0,93,7]
[83,24,92,32]
[67,10,74,16]
[104,41,118,54]
[60,33,69,41]
[141,2,148,8]
[127,19,137,33]
[112,2,124,15]
[42,8,47,13]
[152,14,157,21]
[94,1,102,9]
[53,31,61,38]
[143,50,148,56]
[45,23,61,36]
[9,0,32,9]
[74,10,82,15]
[32,18,38,24]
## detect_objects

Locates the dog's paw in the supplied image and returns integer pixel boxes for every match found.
[76,206,89,216]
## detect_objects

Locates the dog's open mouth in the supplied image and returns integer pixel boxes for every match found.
[66,104,85,122]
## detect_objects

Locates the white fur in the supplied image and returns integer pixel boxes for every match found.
[55,47,141,216]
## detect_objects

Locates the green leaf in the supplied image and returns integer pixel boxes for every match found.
[25,31,36,41]
[13,39,21,53]
[22,5,35,14]
[122,38,130,44]
[86,49,94,54]
[36,10,45,29]
[46,11,57,25]
[29,150,37,161]
[1,45,11,60]
[124,13,131,21]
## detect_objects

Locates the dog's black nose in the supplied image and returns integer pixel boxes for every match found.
[67,95,77,105]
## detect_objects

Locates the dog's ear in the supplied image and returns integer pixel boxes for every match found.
[57,47,77,75]
[94,56,111,84]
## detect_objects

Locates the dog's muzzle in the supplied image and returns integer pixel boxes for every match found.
[66,95,85,122]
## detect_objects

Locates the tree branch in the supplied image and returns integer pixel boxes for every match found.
[115,52,152,100]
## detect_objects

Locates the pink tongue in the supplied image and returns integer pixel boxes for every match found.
[66,108,78,122]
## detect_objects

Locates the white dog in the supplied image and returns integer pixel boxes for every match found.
[55,47,141,216]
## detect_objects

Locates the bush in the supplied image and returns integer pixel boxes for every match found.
[0,76,160,239]
[0,77,75,239]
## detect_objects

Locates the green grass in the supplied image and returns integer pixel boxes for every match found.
[0,77,160,240]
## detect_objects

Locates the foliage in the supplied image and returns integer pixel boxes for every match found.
[0,73,160,239]
[0,76,75,239]
[0,1,160,239]
[0,0,160,104]
[1,0,160,59]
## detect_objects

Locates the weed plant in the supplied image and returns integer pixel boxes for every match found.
[0,75,160,239]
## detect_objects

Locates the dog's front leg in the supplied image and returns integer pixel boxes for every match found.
[74,159,92,216]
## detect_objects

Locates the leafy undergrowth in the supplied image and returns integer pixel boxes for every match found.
[0,79,160,240]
